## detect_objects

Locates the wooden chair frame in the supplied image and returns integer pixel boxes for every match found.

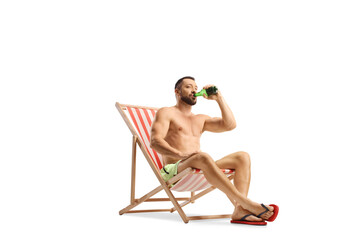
[116,102,234,223]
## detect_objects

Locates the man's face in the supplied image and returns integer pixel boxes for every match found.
[176,78,198,106]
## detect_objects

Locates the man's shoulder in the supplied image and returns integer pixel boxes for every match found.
[157,106,176,113]
[155,106,176,119]
[195,113,211,120]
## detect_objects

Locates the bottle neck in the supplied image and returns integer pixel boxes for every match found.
[194,89,207,97]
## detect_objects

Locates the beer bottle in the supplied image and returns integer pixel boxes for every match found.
[194,86,218,97]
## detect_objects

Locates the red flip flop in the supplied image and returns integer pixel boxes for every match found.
[230,214,267,226]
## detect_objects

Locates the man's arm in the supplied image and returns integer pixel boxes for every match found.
[202,89,237,133]
[150,108,183,159]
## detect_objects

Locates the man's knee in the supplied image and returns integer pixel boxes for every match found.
[195,152,214,167]
[234,151,251,168]
[196,152,212,161]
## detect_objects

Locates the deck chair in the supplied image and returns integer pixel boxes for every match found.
[115,102,235,223]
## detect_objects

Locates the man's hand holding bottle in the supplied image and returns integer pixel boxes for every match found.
[194,85,220,100]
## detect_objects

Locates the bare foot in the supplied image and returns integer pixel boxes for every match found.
[245,202,274,220]
[232,205,264,222]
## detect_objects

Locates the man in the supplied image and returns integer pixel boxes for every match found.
[150,76,278,224]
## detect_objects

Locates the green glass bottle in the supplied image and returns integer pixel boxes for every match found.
[194,86,218,97]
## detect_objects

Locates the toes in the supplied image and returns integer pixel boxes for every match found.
[264,212,273,219]
[263,205,274,219]
[256,205,275,220]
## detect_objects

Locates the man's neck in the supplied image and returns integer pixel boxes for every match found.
[175,100,192,115]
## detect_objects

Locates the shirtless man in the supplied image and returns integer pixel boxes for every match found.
[150,76,277,224]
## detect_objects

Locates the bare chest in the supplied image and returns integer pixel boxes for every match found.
[169,115,204,137]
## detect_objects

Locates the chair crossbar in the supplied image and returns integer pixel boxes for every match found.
[143,197,191,202]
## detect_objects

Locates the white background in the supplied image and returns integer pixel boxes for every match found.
[1,0,359,239]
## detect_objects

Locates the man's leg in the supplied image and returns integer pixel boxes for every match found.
[215,151,261,221]
[177,152,274,220]
[215,151,251,197]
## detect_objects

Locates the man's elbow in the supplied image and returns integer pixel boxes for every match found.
[150,137,160,149]
[225,122,237,131]
[150,140,156,149]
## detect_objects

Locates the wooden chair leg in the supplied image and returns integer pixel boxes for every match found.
[162,184,189,223]
[130,136,137,204]
[191,192,195,203]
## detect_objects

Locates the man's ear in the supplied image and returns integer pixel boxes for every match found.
[174,88,180,95]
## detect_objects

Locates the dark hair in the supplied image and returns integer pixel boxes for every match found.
[175,76,195,90]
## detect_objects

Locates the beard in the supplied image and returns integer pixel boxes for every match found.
[181,95,197,106]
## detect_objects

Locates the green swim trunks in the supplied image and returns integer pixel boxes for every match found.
[160,160,181,184]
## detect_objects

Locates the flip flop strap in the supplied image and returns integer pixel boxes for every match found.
[240,214,254,221]
[257,203,269,218]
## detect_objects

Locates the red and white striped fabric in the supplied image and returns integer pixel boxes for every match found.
[124,107,164,170]
[124,106,234,192]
